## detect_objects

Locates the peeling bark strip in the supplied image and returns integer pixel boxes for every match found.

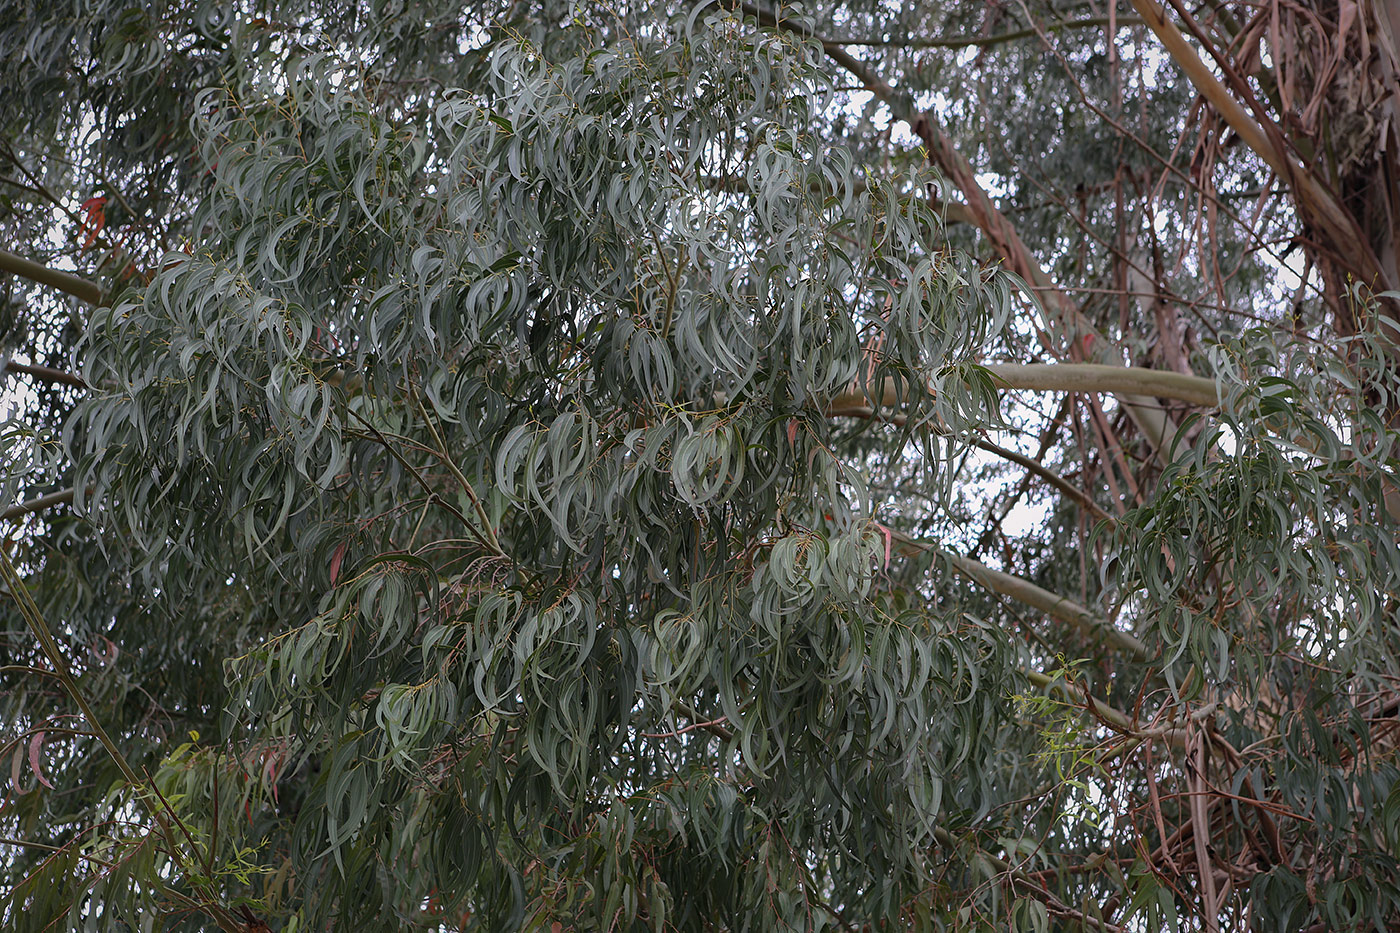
[1130,0,1390,292]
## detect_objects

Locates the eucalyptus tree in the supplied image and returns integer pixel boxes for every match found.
[2,2,1398,931]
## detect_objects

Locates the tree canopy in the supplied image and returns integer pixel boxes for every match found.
[2,1,1399,930]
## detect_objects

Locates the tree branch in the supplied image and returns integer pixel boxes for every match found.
[827,363,1219,411]
[0,548,244,932]
[891,530,1150,660]
[983,363,1217,407]
[824,15,1147,50]
[3,488,77,522]
[826,397,1117,524]
[0,248,104,306]
[972,435,1118,527]
[930,825,1128,932]
[3,359,87,389]
[733,1,1189,463]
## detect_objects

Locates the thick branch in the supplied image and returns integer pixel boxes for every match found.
[3,359,87,389]
[983,363,1217,407]
[826,15,1147,50]
[0,248,104,306]
[3,488,77,522]
[891,530,1150,660]
[948,552,1148,660]
[808,36,1053,296]
[828,363,1219,411]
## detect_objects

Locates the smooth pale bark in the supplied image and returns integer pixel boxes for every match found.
[942,551,1149,660]
[982,363,1218,407]
[827,363,1220,411]
[0,248,104,306]
[889,530,1150,660]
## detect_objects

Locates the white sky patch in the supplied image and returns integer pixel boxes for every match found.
[1216,423,1239,456]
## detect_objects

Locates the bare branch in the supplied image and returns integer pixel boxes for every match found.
[972,435,1118,527]
[3,488,77,522]
[828,363,1219,411]
[891,530,1151,660]
[824,15,1147,50]
[3,359,87,389]
[0,248,104,306]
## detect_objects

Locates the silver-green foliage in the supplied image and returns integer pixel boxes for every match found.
[8,2,1400,931]
[24,10,1022,929]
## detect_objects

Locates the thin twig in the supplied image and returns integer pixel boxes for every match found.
[640,716,730,739]
[344,411,498,556]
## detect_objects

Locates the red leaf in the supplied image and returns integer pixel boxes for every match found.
[91,634,119,665]
[786,418,798,447]
[330,541,348,586]
[28,731,53,789]
[79,196,107,250]
[264,748,283,804]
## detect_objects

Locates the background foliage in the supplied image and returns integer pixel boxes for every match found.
[2,1,1399,930]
